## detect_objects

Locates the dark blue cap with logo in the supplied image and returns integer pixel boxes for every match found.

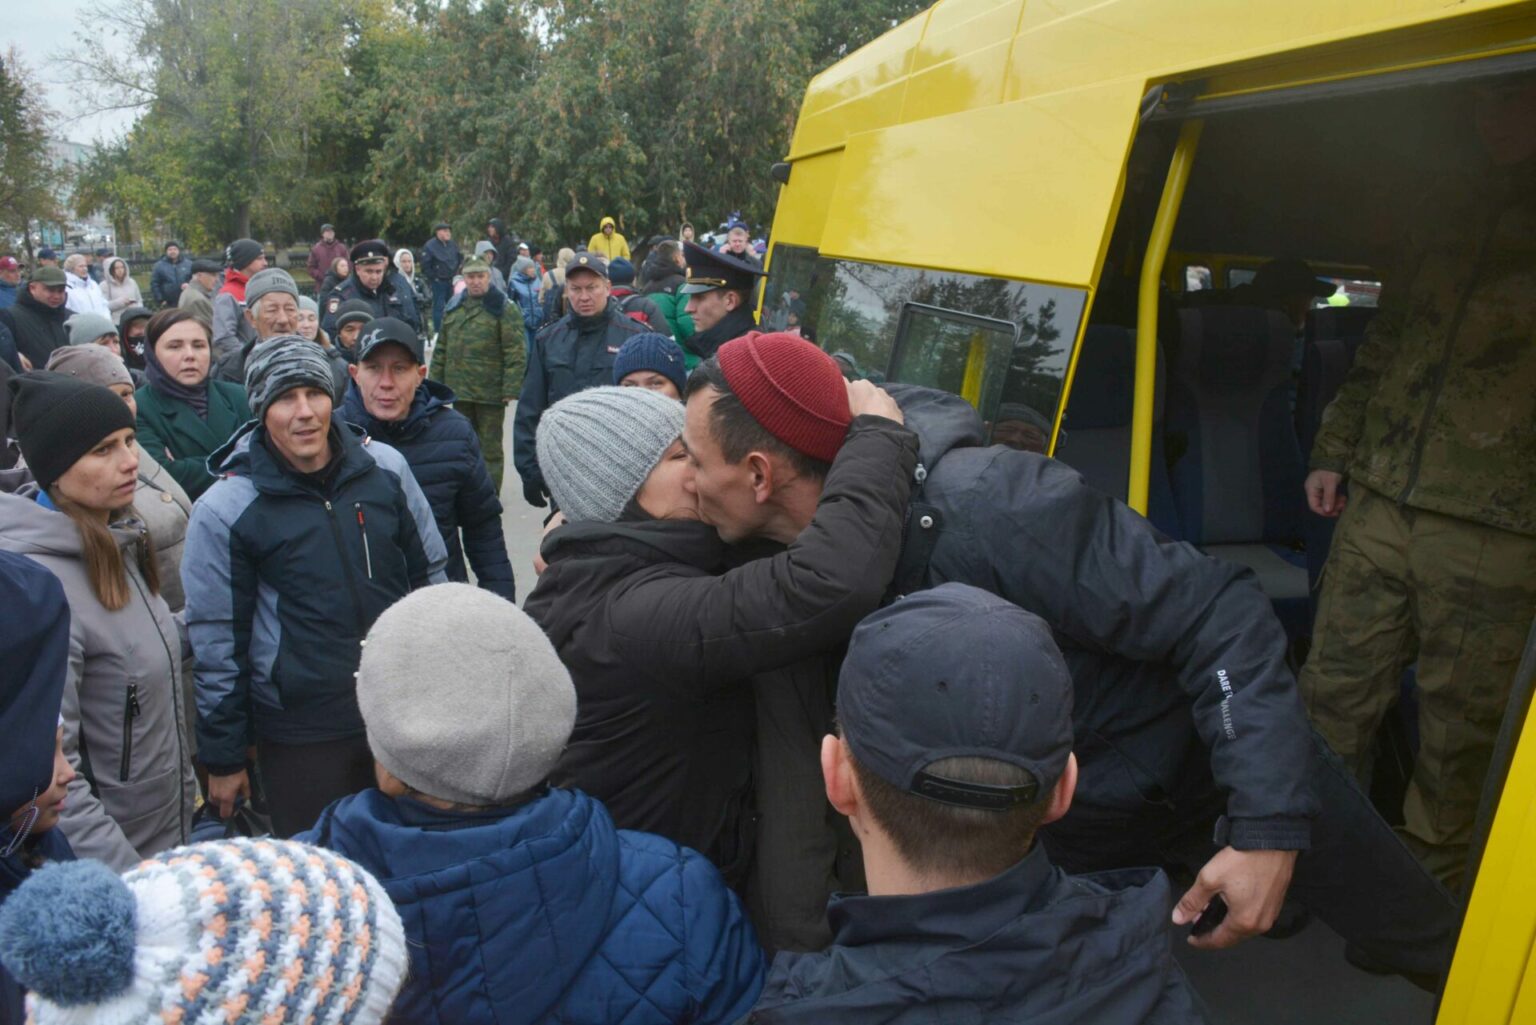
[356,317,424,364]
[838,583,1074,811]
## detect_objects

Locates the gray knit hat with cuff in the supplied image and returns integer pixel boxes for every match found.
[66,312,118,347]
[537,385,684,523]
[244,267,300,310]
[244,335,338,418]
[358,584,577,805]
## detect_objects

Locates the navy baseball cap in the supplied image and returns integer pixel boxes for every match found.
[838,583,1074,811]
[355,317,424,364]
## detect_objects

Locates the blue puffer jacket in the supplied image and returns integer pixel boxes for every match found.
[150,254,191,306]
[340,378,515,601]
[183,420,448,773]
[299,786,765,1025]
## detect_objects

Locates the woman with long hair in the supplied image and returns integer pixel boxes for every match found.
[100,256,143,314]
[0,372,197,871]
[132,307,248,500]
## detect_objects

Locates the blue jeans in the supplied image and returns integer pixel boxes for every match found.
[431,279,453,332]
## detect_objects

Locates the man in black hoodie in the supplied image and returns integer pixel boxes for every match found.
[485,218,516,281]
[682,332,1458,984]
[0,267,70,369]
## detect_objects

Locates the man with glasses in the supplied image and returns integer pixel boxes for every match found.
[510,252,650,508]
[0,266,71,370]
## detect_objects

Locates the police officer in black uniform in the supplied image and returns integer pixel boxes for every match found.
[679,240,765,362]
[321,239,422,338]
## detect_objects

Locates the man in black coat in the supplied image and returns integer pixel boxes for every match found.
[420,222,461,332]
[485,217,516,281]
[511,253,649,508]
[150,241,191,307]
[339,317,515,601]
[0,267,70,369]
[322,240,421,338]
[749,584,1207,1024]
[679,240,763,363]
[682,332,1457,981]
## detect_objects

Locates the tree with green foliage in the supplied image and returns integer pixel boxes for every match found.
[0,50,60,257]
[61,0,362,246]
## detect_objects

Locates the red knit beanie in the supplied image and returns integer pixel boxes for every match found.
[716,332,851,463]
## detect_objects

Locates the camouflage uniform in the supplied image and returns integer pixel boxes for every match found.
[1301,165,1536,889]
[432,288,526,492]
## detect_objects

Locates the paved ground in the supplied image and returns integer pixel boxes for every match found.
[496,403,1439,1022]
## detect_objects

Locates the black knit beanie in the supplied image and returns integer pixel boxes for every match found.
[225,238,264,272]
[8,372,135,491]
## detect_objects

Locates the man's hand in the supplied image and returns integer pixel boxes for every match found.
[1305,469,1346,517]
[207,769,251,820]
[1172,847,1298,949]
[846,379,903,425]
[522,478,549,508]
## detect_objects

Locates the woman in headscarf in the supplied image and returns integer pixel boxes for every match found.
[132,307,249,500]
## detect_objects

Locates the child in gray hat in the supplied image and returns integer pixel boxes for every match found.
[298,583,765,1025]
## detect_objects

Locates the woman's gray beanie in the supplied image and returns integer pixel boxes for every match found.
[536,385,684,523]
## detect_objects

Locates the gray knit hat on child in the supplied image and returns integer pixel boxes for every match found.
[536,385,685,523]
[244,335,338,418]
[358,583,577,806]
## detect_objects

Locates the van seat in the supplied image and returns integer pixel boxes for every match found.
[1166,307,1310,635]
[1056,325,1180,537]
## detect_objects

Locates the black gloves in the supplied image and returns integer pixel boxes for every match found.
[522,478,549,508]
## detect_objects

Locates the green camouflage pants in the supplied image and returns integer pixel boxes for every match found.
[457,400,506,497]
[1301,483,1536,889]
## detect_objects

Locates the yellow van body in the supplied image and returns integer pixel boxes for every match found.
[767,1,1536,1019]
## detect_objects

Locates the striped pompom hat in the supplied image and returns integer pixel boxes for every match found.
[0,838,408,1025]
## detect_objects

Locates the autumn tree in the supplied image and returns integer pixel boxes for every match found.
[0,50,60,257]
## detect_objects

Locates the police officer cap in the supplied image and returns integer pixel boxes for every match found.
[355,316,424,365]
[350,239,391,266]
[837,583,1074,811]
[565,252,609,281]
[680,240,764,295]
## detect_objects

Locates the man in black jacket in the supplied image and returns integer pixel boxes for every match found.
[679,240,762,363]
[340,317,515,602]
[485,217,516,281]
[682,332,1457,981]
[512,253,649,508]
[0,267,70,369]
[421,222,461,332]
[749,584,1207,1024]
[321,240,421,337]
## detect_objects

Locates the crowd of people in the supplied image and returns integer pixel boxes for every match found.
[0,190,1492,1024]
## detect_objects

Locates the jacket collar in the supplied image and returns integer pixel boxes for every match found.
[212,418,377,498]
[688,306,759,361]
[341,377,454,441]
[824,842,1058,950]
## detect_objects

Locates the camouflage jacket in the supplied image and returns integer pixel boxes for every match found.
[1312,165,1536,536]
[433,287,526,405]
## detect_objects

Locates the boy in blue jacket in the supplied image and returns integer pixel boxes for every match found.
[299,582,765,1025]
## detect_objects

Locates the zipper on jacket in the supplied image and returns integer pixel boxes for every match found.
[119,683,140,782]
[325,500,369,635]
[127,568,190,844]
[355,502,374,580]
[1398,198,1503,507]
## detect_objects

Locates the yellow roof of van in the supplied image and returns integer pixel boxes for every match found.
[776,0,1536,287]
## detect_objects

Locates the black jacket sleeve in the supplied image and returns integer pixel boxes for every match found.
[604,416,918,687]
[512,341,549,488]
[939,450,1317,849]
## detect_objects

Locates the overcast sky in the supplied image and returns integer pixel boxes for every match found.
[9,3,141,146]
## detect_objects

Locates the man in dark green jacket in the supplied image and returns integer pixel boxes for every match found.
[432,258,524,493]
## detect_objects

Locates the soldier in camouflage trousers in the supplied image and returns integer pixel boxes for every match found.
[432,258,526,493]
[1301,80,1536,890]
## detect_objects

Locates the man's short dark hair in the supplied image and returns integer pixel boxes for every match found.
[686,356,832,482]
[850,750,1050,881]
